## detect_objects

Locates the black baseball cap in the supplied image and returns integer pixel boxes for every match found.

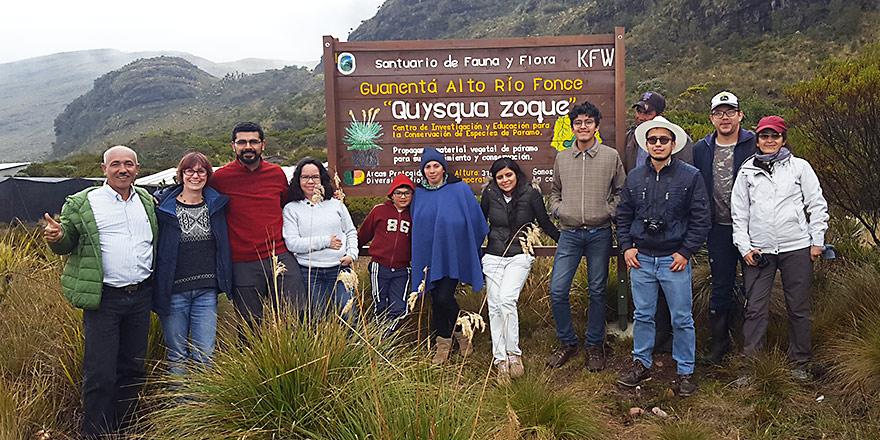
[632,91,666,114]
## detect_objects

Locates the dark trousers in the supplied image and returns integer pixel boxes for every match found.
[429,277,460,338]
[81,285,151,438]
[742,247,813,362]
[231,251,306,327]
[369,262,410,329]
[707,224,741,313]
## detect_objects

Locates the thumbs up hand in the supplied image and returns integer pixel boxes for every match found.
[43,213,63,243]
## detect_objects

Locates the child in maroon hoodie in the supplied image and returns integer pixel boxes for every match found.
[358,174,415,332]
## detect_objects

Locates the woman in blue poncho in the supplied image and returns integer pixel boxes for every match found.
[411,148,488,365]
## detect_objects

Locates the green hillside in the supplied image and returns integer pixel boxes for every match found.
[351,0,879,113]
[0,49,302,162]
[41,57,326,174]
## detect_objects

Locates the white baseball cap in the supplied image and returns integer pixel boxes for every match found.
[710,91,739,111]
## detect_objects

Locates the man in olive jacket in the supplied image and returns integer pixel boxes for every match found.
[44,146,157,439]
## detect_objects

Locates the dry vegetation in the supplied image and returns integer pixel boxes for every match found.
[2,219,880,439]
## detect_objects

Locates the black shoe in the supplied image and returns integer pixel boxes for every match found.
[617,361,651,387]
[546,344,578,368]
[585,345,606,372]
[678,374,698,397]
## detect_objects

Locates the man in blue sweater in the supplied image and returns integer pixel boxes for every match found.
[692,91,757,364]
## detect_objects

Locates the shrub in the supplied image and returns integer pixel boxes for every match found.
[825,305,880,399]
[145,310,483,439]
[786,43,880,245]
[486,376,606,439]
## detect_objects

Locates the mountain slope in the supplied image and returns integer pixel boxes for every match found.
[0,49,306,161]
[350,0,879,114]
[51,56,324,159]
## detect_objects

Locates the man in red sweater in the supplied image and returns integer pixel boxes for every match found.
[358,174,414,333]
[211,121,305,326]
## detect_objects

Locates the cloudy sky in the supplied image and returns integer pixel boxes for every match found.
[1,0,385,63]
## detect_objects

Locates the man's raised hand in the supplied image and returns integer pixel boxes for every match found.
[43,213,63,243]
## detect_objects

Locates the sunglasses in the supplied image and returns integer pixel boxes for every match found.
[646,136,673,145]
[757,133,783,140]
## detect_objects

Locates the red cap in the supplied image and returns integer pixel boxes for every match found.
[387,173,415,197]
[756,115,787,134]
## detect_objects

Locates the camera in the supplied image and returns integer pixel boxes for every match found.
[753,252,769,268]
[643,218,665,234]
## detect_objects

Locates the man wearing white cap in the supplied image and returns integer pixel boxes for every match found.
[692,91,757,365]
[616,116,711,396]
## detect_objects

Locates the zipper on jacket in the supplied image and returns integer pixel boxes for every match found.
[390,209,402,267]
[581,151,586,225]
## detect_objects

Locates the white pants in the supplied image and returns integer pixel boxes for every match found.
[482,253,534,363]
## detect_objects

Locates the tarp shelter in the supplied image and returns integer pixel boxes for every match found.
[0,163,31,177]
[0,177,101,223]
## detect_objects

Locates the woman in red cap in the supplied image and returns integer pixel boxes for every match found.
[358,174,415,334]
[730,115,829,380]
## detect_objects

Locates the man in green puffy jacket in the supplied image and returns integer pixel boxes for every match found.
[44,145,157,439]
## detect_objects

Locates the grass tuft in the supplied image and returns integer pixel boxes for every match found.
[486,376,606,439]
[825,305,880,399]
[652,419,713,440]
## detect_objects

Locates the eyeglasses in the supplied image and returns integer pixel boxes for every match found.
[646,136,673,145]
[392,190,412,197]
[300,175,321,181]
[234,139,263,147]
[711,109,739,119]
[182,169,208,177]
[758,133,783,140]
[572,119,596,127]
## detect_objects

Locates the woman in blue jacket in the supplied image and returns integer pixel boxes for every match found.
[154,152,232,377]
[411,148,488,365]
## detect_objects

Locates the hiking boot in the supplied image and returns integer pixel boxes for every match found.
[617,361,651,387]
[707,309,732,365]
[790,367,811,381]
[495,360,511,385]
[678,374,698,397]
[585,345,606,372]
[508,355,525,379]
[453,331,473,358]
[546,344,578,368]
[432,337,453,365]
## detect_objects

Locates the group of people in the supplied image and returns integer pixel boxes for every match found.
[43,89,829,437]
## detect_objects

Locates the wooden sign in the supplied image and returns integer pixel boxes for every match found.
[323,30,626,196]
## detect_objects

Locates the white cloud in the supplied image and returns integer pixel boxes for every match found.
[1,0,384,63]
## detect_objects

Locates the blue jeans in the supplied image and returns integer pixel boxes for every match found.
[299,265,353,320]
[630,254,695,375]
[159,288,218,377]
[549,227,611,347]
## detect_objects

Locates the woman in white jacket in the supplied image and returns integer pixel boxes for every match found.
[731,115,828,378]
